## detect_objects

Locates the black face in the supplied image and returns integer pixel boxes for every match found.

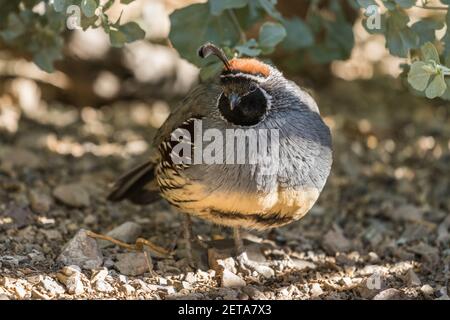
[218,80,269,126]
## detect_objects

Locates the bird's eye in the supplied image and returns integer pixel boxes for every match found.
[249,83,257,92]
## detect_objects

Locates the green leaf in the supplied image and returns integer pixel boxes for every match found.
[257,0,283,21]
[425,72,447,98]
[109,30,127,47]
[119,22,145,42]
[200,61,224,81]
[120,0,135,4]
[81,0,97,18]
[169,3,239,66]
[408,61,432,91]
[52,0,68,13]
[209,0,248,16]
[421,42,440,63]
[385,11,419,57]
[259,22,286,53]
[282,17,314,50]
[356,0,377,8]
[0,13,25,42]
[235,39,261,56]
[411,19,444,46]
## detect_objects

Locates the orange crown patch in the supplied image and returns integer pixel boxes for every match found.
[226,58,270,77]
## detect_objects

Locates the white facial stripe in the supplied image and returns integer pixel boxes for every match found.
[220,72,267,83]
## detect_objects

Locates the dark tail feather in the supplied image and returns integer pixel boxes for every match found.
[107,160,161,205]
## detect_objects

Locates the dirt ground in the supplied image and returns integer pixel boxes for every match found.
[0,76,449,300]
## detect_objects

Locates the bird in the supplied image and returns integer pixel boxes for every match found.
[104,43,332,262]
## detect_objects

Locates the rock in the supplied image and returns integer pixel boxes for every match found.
[115,252,151,276]
[208,248,237,274]
[357,275,385,299]
[221,270,246,288]
[242,286,266,300]
[184,272,196,284]
[98,222,142,248]
[91,268,108,283]
[65,273,84,295]
[122,284,135,295]
[28,190,52,214]
[53,184,90,208]
[57,229,103,269]
[252,265,275,279]
[420,284,434,296]
[41,229,62,241]
[0,294,10,300]
[405,269,421,286]
[289,259,316,270]
[373,288,404,300]
[392,204,423,222]
[310,283,323,297]
[95,280,113,293]
[408,243,439,267]
[322,225,352,254]
[61,265,81,276]
[0,147,41,169]
[14,285,27,299]
[40,276,65,295]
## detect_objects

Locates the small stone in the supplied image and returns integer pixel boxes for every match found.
[115,252,151,276]
[405,269,421,287]
[41,229,62,241]
[122,284,135,295]
[14,285,27,299]
[57,229,103,269]
[208,248,237,274]
[253,265,275,279]
[40,276,65,295]
[53,184,90,208]
[420,284,434,296]
[28,190,52,214]
[310,283,323,297]
[65,274,84,295]
[357,275,385,299]
[290,259,316,270]
[243,286,266,300]
[31,289,50,300]
[91,268,108,283]
[61,265,81,276]
[221,269,246,288]
[392,204,422,222]
[99,222,142,248]
[184,272,196,284]
[95,280,113,293]
[323,225,352,254]
[373,288,404,300]
[0,294,10,300]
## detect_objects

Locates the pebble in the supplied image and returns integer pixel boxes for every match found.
[310,283,323,297]
[322,225,352,254]
[373,288,404,300]
[98,222,142,248]
[420,284,434,296]
[242,286,266,300]
[95,280,113,293]
[53,184,90,208]
[91,268,108,283]
[221,270,246,288]
[115,252,151,276]
[405,269,421,286]
[122,284,135,295]
[40,276,65,295]
[57,229,103,269]
[289,259,316,270]
[14,285,27,299]
[184,272,196,284]
[28,190,52,214]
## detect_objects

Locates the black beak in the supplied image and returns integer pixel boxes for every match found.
[229,93,240,111]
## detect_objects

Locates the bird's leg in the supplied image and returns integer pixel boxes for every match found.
[233,227,244,255]
[183,214,195,266]
[86,231,171,273]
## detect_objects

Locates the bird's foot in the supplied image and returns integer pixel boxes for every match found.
[86,231,172,273]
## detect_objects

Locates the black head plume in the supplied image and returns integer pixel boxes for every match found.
[198,43,230,71]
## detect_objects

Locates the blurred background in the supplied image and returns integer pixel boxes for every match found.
[0,0,449,300]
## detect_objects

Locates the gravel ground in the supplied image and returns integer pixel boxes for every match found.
[0,78,449,300]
